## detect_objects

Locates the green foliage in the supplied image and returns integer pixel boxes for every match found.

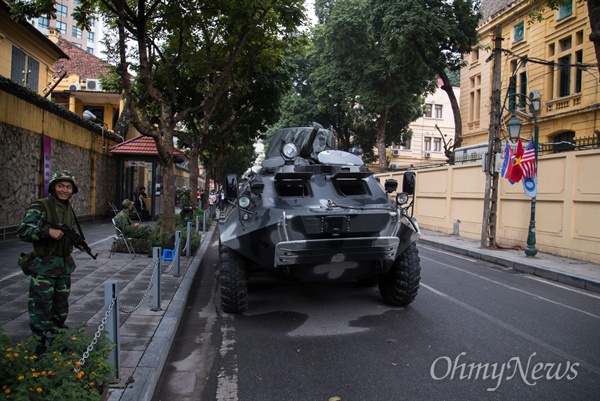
[0,324,114,401]
[174,215,202,254]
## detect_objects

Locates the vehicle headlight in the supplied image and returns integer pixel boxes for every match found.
[238,196,251,209]
[396,192,409,205]
[281,142,299,160]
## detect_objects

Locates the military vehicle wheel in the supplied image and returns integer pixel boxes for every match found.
[219,245,248,313]
[378,243,421,306]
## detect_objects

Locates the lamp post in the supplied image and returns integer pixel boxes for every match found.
[505,99,539,257]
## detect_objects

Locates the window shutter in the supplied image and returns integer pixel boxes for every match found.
[27,57,40,92]
[11,46,26,85]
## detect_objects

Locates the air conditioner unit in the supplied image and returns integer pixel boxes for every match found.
[529,90,541,100]
[86,79,101,91]
[392,149,400,156]
[424,152,431,158]
[68,83,81,91]
[390,163,400,169]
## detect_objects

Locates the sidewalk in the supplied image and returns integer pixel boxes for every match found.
[0,220,598,401]
[419,229,600,293]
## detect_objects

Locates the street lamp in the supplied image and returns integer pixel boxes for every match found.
[506,96,539,256]
[506,113,522,142]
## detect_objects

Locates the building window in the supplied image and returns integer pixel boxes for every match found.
[434,138,442,152]
[575,50,583,93]
[87,47,94,54]
[513,21,525,42]
[552,131,575,153]
[72,26,82,39]
[557,0,573,20]
[401,135,411,150]
[519,71,527,108]
[471,48,479,64]
[10,46,39,92]
[424,104,433,118]
[57,4,68,17]
[72,42,82,48]
[558,54,571,97]
[38,17,49,28]
[56,21,67,34]
[469,74,481,123]
[88,31,94,43]
[435,104,443,119]
[424,137,432,151]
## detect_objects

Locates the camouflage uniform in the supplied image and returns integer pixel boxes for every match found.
[16,170,79,338]
[114,200,154,250]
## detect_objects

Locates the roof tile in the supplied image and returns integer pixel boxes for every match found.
[109,135,184,155]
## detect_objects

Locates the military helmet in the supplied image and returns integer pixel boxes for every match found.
[48,170,79,194]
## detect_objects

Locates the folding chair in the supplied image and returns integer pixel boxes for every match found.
[109,218,136,258]
[131,208,143,222]
[108,201,119,216]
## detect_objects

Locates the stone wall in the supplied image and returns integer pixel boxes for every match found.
[0,122,117,230]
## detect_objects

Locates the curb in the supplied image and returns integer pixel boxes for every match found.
[419,238,600,294]
[108,224,217,401]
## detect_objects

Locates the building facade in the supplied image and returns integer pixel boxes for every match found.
[390,82,460,169]
[29,0,103,57]
[0,1,68,97]
[460,0,599,148]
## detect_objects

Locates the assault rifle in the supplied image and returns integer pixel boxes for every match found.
[48,221,98,260]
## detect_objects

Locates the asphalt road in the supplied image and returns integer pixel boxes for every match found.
[153,239,600,401]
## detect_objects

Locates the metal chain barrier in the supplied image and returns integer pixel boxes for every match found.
[74,231,187,371]
[76,295,117,370]
[119,255,160,314]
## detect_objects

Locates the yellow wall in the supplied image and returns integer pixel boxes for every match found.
[376,149,600,263]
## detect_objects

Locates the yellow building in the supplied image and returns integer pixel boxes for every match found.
[461,0,599,148]
[0,1,68,97]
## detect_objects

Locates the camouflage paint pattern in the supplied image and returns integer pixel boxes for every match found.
[219,128,421,281]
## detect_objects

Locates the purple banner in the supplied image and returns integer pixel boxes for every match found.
[43,135,52,197]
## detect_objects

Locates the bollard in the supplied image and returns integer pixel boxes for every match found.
[203,209,207,232]
[151,247,162,311]
[186,222,192,258]
[174,230,181,277]
[104,280,120,383]
[453,219,461,236]
[196,215,200,234]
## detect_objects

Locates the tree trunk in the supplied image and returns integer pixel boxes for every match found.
[189,142,200,208]
[159,159,176,246]
[438,69,462,163]
[377,108,389,172]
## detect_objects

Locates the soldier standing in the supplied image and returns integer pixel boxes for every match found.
[16,170,86,349]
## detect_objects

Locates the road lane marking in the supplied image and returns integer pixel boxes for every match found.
[422,255,600,319]
[421,282,600,376]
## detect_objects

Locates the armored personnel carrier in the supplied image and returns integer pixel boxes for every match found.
[218,125,421,313]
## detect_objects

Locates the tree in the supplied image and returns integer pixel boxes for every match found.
[309,0,435,171]
[374,0,482,161]
[9,0,307,243]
